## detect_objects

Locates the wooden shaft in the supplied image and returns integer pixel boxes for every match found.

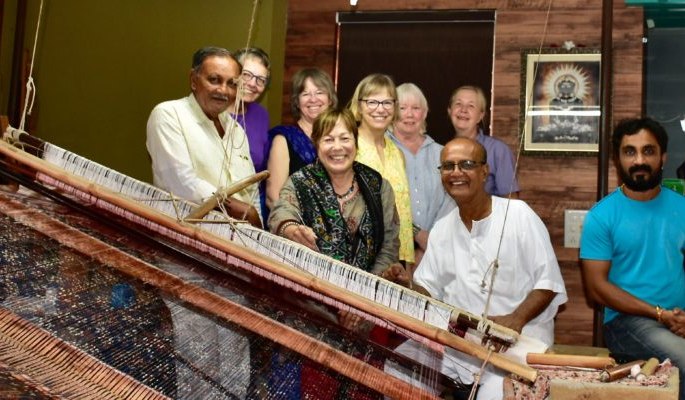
[186,170,269,220]
[526,353,615,369]
[0,140,538,382]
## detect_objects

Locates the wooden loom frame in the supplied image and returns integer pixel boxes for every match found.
[0,137,538,387]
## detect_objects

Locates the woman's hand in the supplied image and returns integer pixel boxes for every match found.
[283,223,319,251]
[380,263,411,287]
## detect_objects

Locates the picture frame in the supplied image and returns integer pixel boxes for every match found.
[520,48,601,155]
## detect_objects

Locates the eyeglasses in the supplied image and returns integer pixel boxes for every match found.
[359,99,395,110]
[241,70,268,87]
[437,160,486,173]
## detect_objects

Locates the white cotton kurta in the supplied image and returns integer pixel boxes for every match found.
[387,196,567,400]
[146,93,259,211]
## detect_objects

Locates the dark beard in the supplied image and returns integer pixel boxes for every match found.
[619,164,663,192]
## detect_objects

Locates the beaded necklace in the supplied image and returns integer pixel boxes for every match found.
[335,179,356,200]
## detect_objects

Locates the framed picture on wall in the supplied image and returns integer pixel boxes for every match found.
[520,48,601,155]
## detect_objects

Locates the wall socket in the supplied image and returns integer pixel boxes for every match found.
[564,210,588,248]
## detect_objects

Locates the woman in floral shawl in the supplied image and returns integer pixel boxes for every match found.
[268,107,404,399]
[269,107,400,275]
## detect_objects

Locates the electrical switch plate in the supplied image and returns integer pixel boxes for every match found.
[564,210,588,248]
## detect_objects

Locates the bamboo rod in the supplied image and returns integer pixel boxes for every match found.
[185,170,269,220]
[0,140,538,382]
[527,353,615,369]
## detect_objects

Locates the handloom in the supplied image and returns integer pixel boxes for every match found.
[0,126,536,398]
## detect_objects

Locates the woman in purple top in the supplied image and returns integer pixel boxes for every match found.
[266,68,338,210]
[447,85,520,198]
[232,48,271,219]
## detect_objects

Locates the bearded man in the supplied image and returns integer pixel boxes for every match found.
[580,117,685,397]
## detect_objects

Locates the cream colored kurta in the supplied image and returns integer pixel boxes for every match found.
[356,133,415,263]
[146,94,259,212]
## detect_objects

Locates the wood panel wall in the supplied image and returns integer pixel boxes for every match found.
[283,0,644,346]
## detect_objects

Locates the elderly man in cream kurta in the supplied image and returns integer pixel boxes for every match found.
[145,47,255,399]
[146,47,259,214]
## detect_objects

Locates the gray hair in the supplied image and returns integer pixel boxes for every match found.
[191,47,234,72]
[396,82,429,133]
[234,47,271,72]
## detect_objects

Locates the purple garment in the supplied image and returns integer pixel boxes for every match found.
[233,102,270,221]
[476,131,520,196]
[233,102,270,173]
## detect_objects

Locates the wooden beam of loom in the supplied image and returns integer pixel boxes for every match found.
[0,138,537,383]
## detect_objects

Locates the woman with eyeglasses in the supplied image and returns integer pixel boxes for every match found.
[348,73,415,267]
[232,47,272,220]
[447,85,520,198]
[265,68,338,214]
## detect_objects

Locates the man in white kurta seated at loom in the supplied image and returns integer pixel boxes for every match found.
[146,46,260,216]
[385,137,567,400]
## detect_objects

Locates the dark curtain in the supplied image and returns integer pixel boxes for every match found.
[336,10,495,145]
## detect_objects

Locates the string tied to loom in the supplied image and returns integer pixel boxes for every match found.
[468,347,495,400]
[18,0,44,132]
[478,258,499,334]
[20,78,37,129]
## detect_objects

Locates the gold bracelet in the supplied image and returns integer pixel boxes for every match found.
[655,305,664,323]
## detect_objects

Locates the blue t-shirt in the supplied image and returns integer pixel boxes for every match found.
[580,186,685,323]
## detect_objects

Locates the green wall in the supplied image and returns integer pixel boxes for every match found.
[3,0,287,182]
[1,0,19,116]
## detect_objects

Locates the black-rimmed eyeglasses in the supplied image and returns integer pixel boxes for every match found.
[241,70,268,87]
[359,99,395,110]
[437,160,486,173]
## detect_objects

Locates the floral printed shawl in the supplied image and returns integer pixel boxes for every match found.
[290,161,384,271]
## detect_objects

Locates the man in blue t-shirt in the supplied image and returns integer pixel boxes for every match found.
[580,117,685,396]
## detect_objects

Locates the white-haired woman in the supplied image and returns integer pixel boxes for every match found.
[389,83,450,264]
